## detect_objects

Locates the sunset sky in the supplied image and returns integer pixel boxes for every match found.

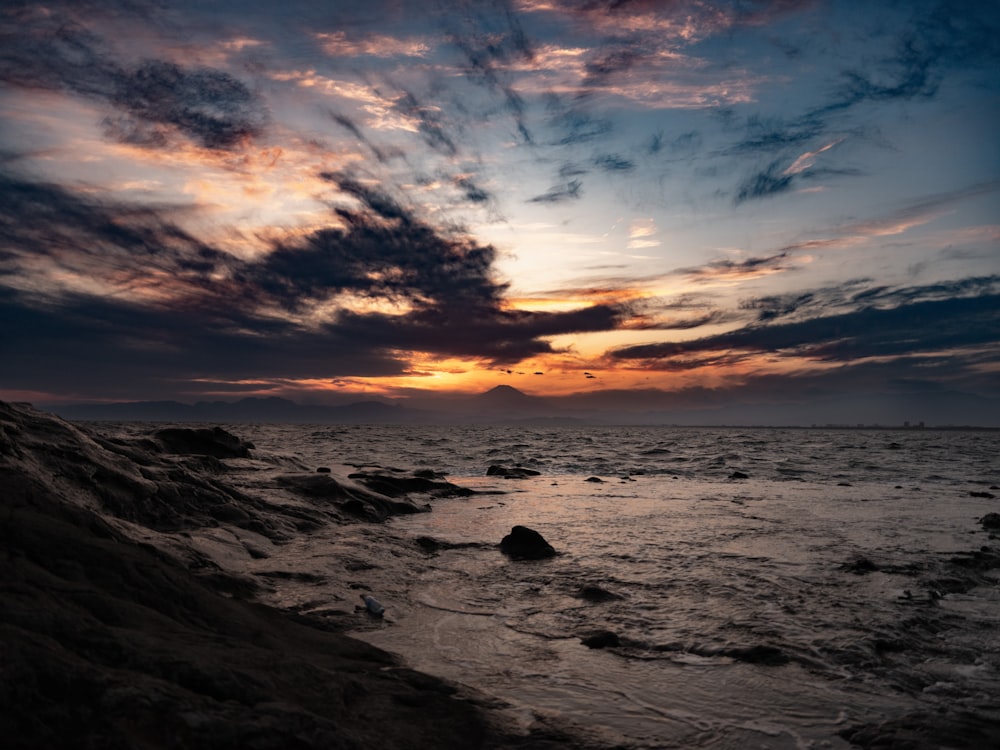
[1,1,998,422]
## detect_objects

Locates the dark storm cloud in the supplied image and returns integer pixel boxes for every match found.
[0,288,412,397]
[0,4,267,150]
[109,61,266,149]
[0,167,627,396]
[0,171,238,289]
[326,302,622,363]
[610,286,1000,366]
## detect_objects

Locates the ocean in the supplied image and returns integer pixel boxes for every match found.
[107,422,1000,748]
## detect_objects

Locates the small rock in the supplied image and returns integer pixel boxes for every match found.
[979,512,1000,530]
[581,630,620,649]
[577,584,622,602]
[487,465,541,479]
[316,467,331,473]
[499,525,556,560]
[729,471,749,480]
[360,594,385,616]
[840,557,880,575]
[585,476,603,483]
[971,491,996,500]
[722,644,790,666]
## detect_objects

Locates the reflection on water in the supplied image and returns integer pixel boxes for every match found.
[344,472,997,748]
[123,421,999,748]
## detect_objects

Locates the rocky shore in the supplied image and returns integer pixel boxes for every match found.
[0,401,595,749]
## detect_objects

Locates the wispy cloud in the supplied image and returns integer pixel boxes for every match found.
[609,279,1000,371]
[528,178,582,203]
[0,166,629,398]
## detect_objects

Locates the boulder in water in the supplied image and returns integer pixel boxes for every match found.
[499,525,556,560]
[980,512,1000,530]
[577,584,622,602]
[581,630,620,649]
[840,556,880,575]
[486,465,540,479]
[721,644,790,666]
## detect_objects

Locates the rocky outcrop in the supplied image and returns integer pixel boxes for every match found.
[275,473,427,522]
[499,525,556,560]
[581,630,620,649]
[576,584,623,602]
[487,465,541,479]
[980,512,1000,530]
[347,470,475,499]
[153,426,254,458]
[0,401,510,750]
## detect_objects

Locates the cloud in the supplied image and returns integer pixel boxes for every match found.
[314,31,431,58]
[109,60,267,149]
[734,161,794,203]
[720,3,1000,202]
[609,281,1000,368]
[593,153,635,172]
[679,251,797,283]
[0,7,267,151]
[0,166,628,399]
[329,111,389,162]
[392,89,458,156]
[528,178,583,203]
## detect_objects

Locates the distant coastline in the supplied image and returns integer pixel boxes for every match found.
[41,390,1000,431]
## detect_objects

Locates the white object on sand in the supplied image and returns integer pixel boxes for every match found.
[361,594,385,616]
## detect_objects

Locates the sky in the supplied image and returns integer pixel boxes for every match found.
[1,0,998,423]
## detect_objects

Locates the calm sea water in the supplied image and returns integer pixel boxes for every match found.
[119,423,1000,748]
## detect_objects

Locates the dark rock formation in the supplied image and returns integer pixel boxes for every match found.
[414,536,488,553]
[840,710,1000,750]
[980,512,1000,530]
[581,630,620,649]
[487,465,541,479]
[499,525,556,560]
[0,402,508,750]
[584,476,603,483]
[728,471,749,480]
[840,557,880,575]
[719,644,790,666]
[275,473,426,522]
[576,584,623,602]
[153,426,254,458]
[348,470,474,499]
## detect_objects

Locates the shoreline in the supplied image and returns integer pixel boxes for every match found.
[0,401,602,749]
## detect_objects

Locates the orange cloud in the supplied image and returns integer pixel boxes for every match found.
[314,31,431,58]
